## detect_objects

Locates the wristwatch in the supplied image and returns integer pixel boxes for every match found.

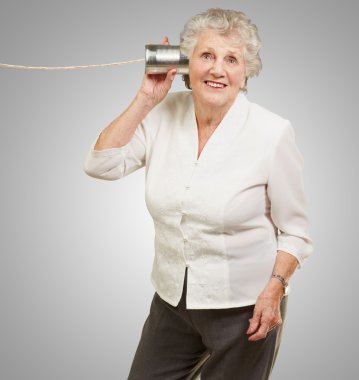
[271,273,289,296]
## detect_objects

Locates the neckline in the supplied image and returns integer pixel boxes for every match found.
[187,92,249,161]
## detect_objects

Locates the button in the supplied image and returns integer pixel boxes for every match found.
[194,161,199,165]
[185,186,190,190]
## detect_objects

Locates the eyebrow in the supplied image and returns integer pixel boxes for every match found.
[201,47,242,56]
[227,50,240,55]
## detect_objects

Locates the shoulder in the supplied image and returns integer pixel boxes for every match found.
[153,90,192,116]
[238,96,299,159]
[141,91,192,137]
[247,99,290,129]
[245,97,294,140]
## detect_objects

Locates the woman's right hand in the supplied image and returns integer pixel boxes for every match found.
[137,36,177,108]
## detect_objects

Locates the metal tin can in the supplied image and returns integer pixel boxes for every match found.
[145,44,189,74]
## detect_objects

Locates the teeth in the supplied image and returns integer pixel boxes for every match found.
[206,81,225,88]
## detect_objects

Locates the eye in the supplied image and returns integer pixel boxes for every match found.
[201,52,213,60]
[226,56,238,64]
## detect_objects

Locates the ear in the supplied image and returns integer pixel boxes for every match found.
[182,74,192,90]
[240,77,248,93]
[240,77,248,89]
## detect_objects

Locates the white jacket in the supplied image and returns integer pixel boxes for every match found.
[84,91,313,309]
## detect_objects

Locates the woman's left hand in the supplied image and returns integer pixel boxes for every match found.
[246,280,284,341]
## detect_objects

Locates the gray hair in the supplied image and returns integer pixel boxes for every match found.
[180,8,262,91]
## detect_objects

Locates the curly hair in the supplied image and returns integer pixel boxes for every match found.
[180,8,262,91]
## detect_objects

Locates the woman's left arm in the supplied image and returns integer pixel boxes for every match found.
[246,250,298,341]
[247,122,314,342]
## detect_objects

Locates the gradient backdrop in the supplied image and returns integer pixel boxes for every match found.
[0,0,357,379]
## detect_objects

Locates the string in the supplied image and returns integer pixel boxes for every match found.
[0,58,145,71]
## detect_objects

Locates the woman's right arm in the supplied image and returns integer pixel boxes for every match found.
[94,65,176,151]
[84,37,176,179]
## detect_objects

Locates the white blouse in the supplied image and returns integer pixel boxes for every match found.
[84,91,313,309]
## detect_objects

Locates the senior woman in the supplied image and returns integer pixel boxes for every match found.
[84,8,313,380]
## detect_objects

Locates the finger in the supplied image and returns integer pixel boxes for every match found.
[167,68,177,81]
[268,317,282,332]
[246,310,261,335]
[268,324,278,332]
[161,36,170,45]
[246,318,258,334]
[159,68,176,84]
[248,321,270,342]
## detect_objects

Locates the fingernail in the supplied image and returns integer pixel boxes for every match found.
[170,75,175,81]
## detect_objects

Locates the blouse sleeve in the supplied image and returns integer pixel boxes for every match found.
[267,123,314,267]
[83,123,147,181]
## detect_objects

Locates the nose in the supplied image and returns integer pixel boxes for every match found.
[209,59,225,76]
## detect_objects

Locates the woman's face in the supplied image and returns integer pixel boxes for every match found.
[189,30,246,110]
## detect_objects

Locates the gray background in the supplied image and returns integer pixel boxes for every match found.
[0,0,357,379]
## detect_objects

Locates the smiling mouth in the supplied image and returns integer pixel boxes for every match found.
[205,81,227,89]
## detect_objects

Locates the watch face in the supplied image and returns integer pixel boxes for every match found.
[284,285,290,296]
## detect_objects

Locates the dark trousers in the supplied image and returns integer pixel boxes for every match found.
[128,269,288,380]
